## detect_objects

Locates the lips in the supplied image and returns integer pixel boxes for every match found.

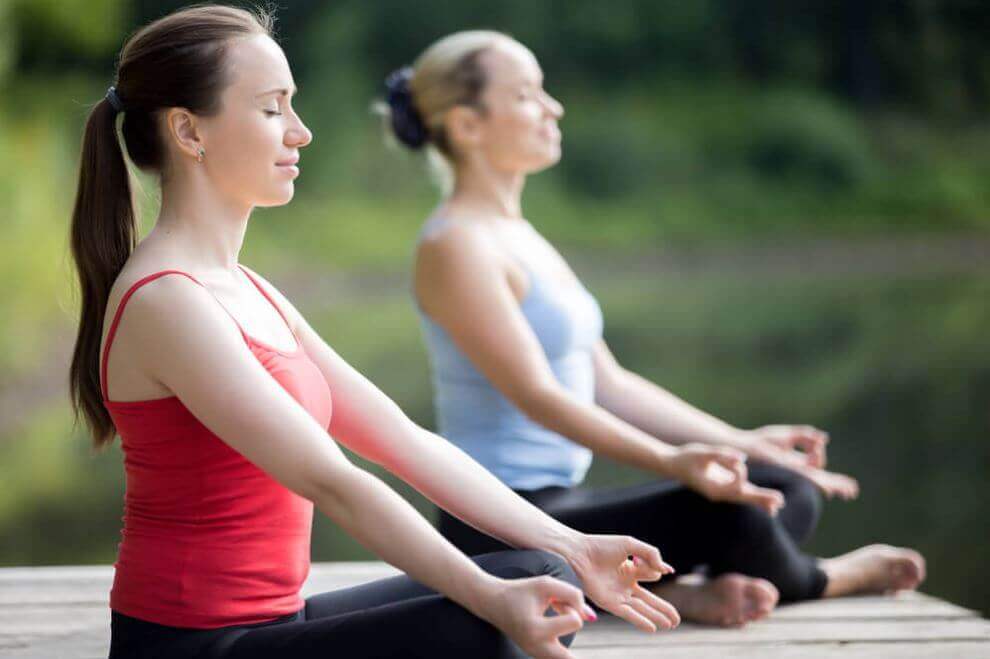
[276,155,300,179]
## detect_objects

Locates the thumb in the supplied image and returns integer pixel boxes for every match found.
[709,448,747,474]
[541,605,585,640]
[540,577,586,613]
[740,482,785,515]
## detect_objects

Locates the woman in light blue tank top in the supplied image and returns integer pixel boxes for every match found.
[381,31,926,626]
[418,221,599,491]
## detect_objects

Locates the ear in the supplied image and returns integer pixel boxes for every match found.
[444,105,486,152]
[164,107,204,161]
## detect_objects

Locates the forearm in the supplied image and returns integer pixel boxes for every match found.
[380,423,588,561]
[312,464,499,619]
[597,369,749,450]
[517,384,682,477]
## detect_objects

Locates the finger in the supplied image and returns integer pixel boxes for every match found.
[626,538,674,574]
[797,426,829,467]
[703,461,742,492]
[621,556,663,585]
[634,584,681,627]
[548,599,597,623]
[534,640,578,659]
[541,606,585,639]
[796,443,825,469]
[710,447,746,471]
[709,451,748,489]
[616,602,657,632]
[628,594,675,630]
[781,449,813,470]
[739,483,785,515]
[631,555,667,582]
[540,577,586,613]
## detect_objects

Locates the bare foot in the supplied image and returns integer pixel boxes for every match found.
[821,544,926,598]
[651,573,779,627]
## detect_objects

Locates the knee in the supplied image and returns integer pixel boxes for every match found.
[437,509,511,555]
[502,550,582,650]
[443,607,526,659]
[781,475,823,543]
[721,502,779,546]
[511,549,582,590]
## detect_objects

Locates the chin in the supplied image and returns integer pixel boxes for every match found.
[257,186,295,208]
[526,152,561,174]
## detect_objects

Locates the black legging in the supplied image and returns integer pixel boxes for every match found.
[439,462,828,602]
[108,549,580,659]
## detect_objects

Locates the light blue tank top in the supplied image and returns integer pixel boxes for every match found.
[416,219,604,490]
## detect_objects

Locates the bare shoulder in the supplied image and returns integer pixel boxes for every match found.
[107,270,220,339]
[416,218,501,279]
[414,219,504,309]
[103,263,199,332]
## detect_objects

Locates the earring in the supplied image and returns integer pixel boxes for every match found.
[196,147,205,163]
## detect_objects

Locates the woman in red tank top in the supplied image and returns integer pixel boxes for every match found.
[68,6,679,658]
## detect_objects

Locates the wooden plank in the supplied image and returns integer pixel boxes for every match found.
[571,617,990,648]
[0,627,108,659]
[2,564,988,659]
[579,641,990,659]
[770,592,978,621]
[0,606,108,635]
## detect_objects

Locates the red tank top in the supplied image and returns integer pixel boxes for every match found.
[102,267,333,629]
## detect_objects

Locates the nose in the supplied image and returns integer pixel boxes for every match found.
[542,91,564,119]
[286,111,313,148]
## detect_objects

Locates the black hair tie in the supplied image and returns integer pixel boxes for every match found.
[385,67,428,149]
[105,86,125,114]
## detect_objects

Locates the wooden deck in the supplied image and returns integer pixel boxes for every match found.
[2,563,988,658]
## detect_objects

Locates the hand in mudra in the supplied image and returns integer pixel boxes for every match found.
[746,424,829,468]
[670,443,785,515]
[744,425,860,500]
[572,534,681,633]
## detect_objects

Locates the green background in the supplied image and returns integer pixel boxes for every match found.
[0,0,987,615]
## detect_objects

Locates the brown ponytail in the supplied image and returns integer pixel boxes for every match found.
[68,5,273,449]
[68,97,137,448]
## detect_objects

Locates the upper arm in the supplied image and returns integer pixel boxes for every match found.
[592,339,627,399]
[126,276,352,501]
[236,266,429,464]
[414,226,562,409]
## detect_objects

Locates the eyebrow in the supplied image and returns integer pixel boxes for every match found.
[255,86,298,98]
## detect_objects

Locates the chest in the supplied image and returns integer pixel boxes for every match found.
[491,226,603,358]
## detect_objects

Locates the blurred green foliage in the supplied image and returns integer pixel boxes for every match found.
[0,0,987,618]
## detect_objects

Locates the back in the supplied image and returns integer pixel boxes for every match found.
[415,218,602,490]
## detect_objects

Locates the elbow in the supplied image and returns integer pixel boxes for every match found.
[594,368,629,409]
[511,380,567,426]
[304,462,369,526]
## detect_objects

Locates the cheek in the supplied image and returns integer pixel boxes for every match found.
[210,116,281,184]
[490,109,541,155]
[502,112,557,163]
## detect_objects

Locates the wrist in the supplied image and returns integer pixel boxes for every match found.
[535,523,591,575]
[652,442,683,479]
[462,570,504,621]
[721,427,756,453]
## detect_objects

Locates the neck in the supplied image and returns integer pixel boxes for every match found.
[151,170,253,273]
[447,156,526,220]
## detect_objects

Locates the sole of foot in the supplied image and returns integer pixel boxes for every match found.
[822,544,926,598]
[654,573,779,627]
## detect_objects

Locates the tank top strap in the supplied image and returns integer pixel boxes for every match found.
[100,270,249,401]
[236,265,296,337]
